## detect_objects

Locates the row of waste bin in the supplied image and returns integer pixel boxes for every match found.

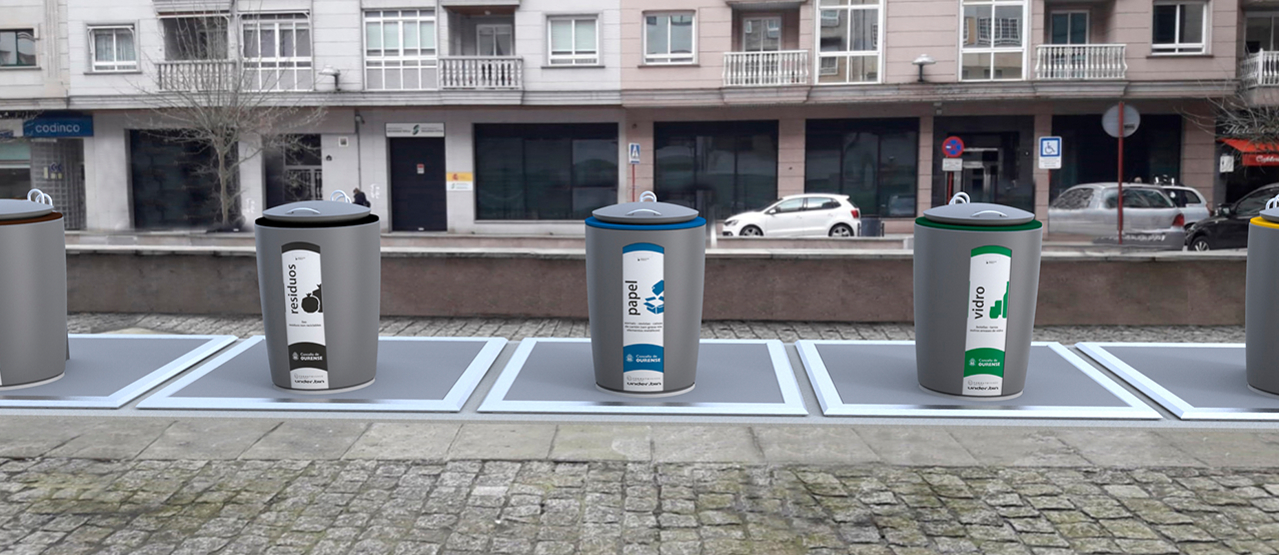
[3,188,1278,399]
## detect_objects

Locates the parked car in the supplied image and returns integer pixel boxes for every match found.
[1048,183,1186,248]
[1184,183,1279,251]
[1161,185,1211,224]
[721,194,862,238]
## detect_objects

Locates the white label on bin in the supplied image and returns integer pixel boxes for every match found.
[282,242,328,389]
[963,245,1012,396]
[622,243,664,392]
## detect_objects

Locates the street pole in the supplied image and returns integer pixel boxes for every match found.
[631,164,636,203]
[1117,101,1125,246]
[947,171,954,200]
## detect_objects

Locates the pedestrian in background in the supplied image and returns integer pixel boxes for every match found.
[353,187,371,207]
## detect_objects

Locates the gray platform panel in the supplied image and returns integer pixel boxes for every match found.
[477,338,807,415]
[137,336,506,412]
[1077,343,1279,421]
[798,341,1160,419]
[0,334,235,408]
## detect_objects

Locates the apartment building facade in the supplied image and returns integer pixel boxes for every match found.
[0,0,1268,233]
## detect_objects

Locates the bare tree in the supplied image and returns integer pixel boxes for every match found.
[1184,77,1279,146]
[136,14,326,229]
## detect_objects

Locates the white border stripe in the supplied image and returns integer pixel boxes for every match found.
[796,340,1161,419]
[477,338,808,416]
[137,336,506,412]
[1077,342,1279,421]
[0,334,236,409]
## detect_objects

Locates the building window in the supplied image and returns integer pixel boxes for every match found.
[644,13,694,64]
[1153,1,1207,54]
[364,9,437,90]
[161,17,228,60]
[548,16,598,65]
[960,0,1025,80]
[88,26,136,72]
[0,29,37,67]
[0,141,32,199]
[1246,15,1279,53]
[805,119,919,218]
[1049,12,1088,45]
[129,130,223,230]
[475,123,618,220]
[654,120,778,217]
[243,14,312,91]
[817,0,880,84]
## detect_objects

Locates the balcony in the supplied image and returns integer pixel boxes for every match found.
[157,60,239,91]
[439,57,523,90]
[1242,51,1279,87]
[1034,44,1127,81]
[723,50,810,87]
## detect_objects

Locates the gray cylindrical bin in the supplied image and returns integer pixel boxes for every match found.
[0,194,67,389]
[586,192,706,396]
[914,194,1043,398]
[255,195,380,392]
[1246,200,1279,394]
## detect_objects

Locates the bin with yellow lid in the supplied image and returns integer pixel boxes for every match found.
[1246,198,1279,394]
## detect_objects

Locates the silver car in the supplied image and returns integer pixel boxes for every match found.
[1048,183,1186,242]
[1160,185,1211,225]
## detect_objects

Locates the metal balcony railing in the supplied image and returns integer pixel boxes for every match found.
[723,50,810,87]
[156,60,240,91]
[439,56,523,90]
[1242,50,1279,88]
[1034,44,1127,80]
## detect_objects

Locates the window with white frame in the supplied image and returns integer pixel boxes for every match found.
[88,25,137,72]
[242,14,311,91]
[548,16,598,65]
[364,9,437,90]
[1153,1,1207,54]
[960,0,1025,80]
[817,0,881,84]
[644,12,694,64]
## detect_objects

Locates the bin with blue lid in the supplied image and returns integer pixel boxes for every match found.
[586,192,706,396]
[0,190,67,388]
[914,193,1043,399]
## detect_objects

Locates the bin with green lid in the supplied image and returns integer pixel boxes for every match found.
[914,193,1043,399]
[1247,196,1279,394]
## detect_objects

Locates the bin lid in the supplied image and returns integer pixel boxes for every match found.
[0,199,54,222]
[1262,206,1279,224]
[922,202,1036,227]
[591,200,700,225]
[262,200,370,224]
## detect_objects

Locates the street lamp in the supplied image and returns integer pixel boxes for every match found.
[913,54,936,83]
[318,66,342,91]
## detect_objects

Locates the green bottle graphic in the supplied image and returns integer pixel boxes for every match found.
[989,282,1009,319]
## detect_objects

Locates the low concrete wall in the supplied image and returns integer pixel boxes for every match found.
[66,247,1246,325]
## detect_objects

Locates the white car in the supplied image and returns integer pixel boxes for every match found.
[1160,185,1210,225]
[721,194,862,237]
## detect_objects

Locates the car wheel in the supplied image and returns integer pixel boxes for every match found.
[829,224,854,238]
[1189,236,1212,252]
[740,225,763,237]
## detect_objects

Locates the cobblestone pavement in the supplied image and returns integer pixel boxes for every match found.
[6,458,1279,555]
[68,314,1246,345]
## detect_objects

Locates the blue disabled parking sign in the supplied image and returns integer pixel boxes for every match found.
[1038,136,1062,170]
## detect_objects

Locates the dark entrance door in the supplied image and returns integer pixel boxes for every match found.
[389,137,446,231]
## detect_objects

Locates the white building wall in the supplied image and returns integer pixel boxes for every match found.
[82,111,132,230]
[64,0,158,97]
[516,0,621,92]
[313,0,364,91]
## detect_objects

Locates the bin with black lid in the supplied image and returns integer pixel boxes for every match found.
[1246,196,1279,394]
[0,190,67,388]
[256,192,380,392]
[914,193,1043,399]
[586,191,706,396]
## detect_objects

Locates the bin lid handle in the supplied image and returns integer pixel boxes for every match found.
[970,209,1008,218]
[626,208,662,216]
[330,190,352,203]
[639,191,658,202]
[1268,195,1279,210]
[287,207,323,215]
[26,189,53,208]
[947,192,971,205]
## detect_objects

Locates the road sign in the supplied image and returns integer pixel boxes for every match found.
[1102,104,1141,138]
[942,158,963,172]
[629,143,641,165]
[1038,136,1062,170]
[942,136,965,158]
[1221,154,1235,173]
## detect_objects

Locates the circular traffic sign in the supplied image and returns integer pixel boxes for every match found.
[1102,104,1141,138]
[942,136,965,158]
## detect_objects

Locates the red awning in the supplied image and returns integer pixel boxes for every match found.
[1222,139,1279,166]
